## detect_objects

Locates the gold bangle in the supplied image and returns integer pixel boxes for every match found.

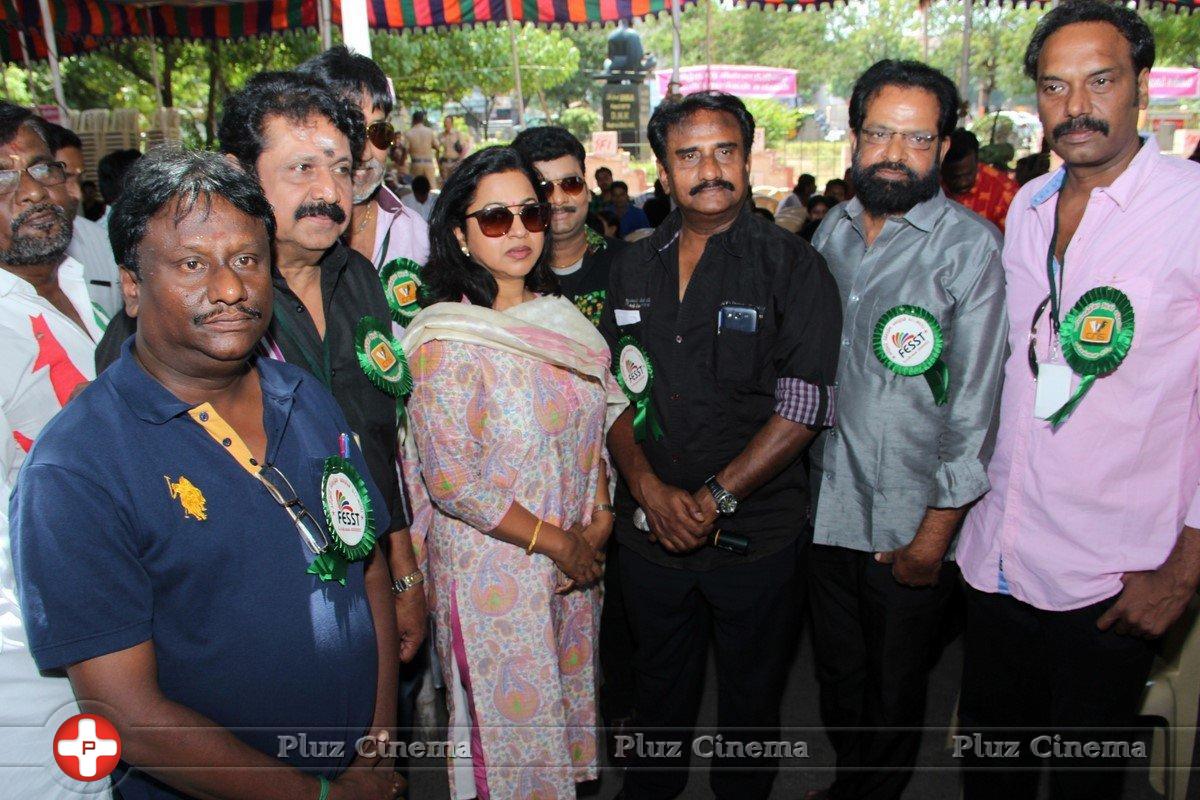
[527,519,543,556]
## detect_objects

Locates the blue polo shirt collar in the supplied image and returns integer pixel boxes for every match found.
[111,337,301,425]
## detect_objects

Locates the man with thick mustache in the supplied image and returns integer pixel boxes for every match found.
[600,91,841,800]
[956,2,1200,797]
[0,101,106,798]
[805,61,1006,800]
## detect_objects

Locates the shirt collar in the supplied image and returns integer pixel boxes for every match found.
[640,202,756,262]
[0,255,86,299]
[271,240,348,291]
[837,189,948,234]
[1029,136,1158,212]
[375,184,403,216]
[111,337,302,425]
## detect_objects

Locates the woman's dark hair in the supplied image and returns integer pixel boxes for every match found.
[510,126,587,175]
[218,71,365,173]
[1023,0,1154,80]
[294,45,394,116]
[648,91,755,164]
[421,146,559,308]
[849,60,960,139]
[110,146,275,278]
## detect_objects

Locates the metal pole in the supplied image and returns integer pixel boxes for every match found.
[959,0,973,109]
[670,0,682,85]
[35,0,67,113]
[920,0,929,62]
[319,0,333,50]
[505,0,525,129]
[145,10,163,109]
[705,0,712,87]
[341,0,372,57]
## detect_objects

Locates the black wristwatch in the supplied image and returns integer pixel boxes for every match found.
[705,475,739,516]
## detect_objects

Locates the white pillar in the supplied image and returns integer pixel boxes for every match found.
[341,0,371,57]
[319,0,334,50]
[35,0,67,113]
[959,0,974,110]
[505,0,524,128]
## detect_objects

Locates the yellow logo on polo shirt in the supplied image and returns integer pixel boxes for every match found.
[165,475,207,521]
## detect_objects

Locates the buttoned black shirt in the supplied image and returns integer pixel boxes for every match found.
[599,205,841,570]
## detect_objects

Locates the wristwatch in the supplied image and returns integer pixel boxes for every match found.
[391,569,425,596]
[705,476,739,516]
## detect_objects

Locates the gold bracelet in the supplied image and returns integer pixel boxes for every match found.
[527,519,543,556]
[593,503,615,516]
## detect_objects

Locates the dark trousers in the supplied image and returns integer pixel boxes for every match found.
[600,538,638,721]
[619,541,803,800]
[959,585,1156,800]
[808,544,957,800]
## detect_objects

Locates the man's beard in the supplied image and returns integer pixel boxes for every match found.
[0,204,72,266]
[353,159,386,204]
[850,150,941,216]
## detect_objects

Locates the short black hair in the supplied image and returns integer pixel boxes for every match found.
[510,126,587,174]
[218,71,366,173]
[0,101,48,149]
[98,149,143,203]
[825,178,847,192]
[1023,0,1154,80]
[44,122,82,153]
[806,194,833,213]
[648,91,755,164]
[849,60,960,139]
[595,166,612,178]
[610,180,630,194]
[412,175,431,194]
[295,45,393,117]
[944,128,980,165]
[109,146,275,279]
[412,110,426,124]
[421,146,558,308]
[797,173,816,191]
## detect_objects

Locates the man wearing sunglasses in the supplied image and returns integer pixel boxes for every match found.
[296,47,429,277]
[511,126,626,327]
[12,146,404,800]
[0,102,105,798]
[805,61,1006,800]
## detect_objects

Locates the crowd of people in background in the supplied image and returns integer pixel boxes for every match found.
[2,1,1200,800]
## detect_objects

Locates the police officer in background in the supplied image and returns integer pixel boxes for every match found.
[599,91,842,800]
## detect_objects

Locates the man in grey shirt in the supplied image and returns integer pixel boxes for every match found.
[806,60,1007,800]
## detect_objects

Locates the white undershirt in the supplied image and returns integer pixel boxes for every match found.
[552,257,585,277]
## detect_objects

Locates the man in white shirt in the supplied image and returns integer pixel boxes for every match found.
[45,122,122,321]
[399,175,437,222]
[0,102,105,797]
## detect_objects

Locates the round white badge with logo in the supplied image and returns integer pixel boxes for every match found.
[878,312,938,372]
[324,470,368,548]
[619,343,650,395]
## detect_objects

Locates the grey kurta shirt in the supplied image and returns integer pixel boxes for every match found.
[810,189,1007,553]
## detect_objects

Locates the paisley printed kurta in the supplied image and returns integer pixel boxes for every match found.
[408,334,609,799]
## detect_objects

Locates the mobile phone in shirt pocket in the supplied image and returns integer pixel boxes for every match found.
[715,305,759,384]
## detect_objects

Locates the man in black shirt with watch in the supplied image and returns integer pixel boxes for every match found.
[599,91,841,800]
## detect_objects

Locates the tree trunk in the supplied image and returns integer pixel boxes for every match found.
[204,40,222,148]
[161,41,176,108]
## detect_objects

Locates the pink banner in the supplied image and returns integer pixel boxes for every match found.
[1149,68,1200,99]
[655,65,798,100]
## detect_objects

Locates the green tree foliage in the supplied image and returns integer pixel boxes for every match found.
[559,105,600,140]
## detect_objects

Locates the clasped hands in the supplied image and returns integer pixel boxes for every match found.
[635,475,719,555]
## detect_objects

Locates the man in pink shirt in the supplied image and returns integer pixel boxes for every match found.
[956,3,1200,798]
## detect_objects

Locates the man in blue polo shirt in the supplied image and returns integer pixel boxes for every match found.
[11,148,402,800]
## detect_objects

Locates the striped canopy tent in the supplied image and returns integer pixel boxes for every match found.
[737,0,1195,9]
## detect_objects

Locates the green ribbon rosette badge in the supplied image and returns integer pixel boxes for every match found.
[873,305,949,406]
[355,316,414,426]
[614,336,664,442]
[1048,286,1134,426]
[308,456,376,585]
[380,258,423,325]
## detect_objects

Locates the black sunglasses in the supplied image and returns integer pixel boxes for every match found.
[465,202,551,237]
[538,175,588,197]
[1027,293,1052,378]
[366,121,397,150]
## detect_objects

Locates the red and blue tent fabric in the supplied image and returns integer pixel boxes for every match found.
[736,0,1195,11]
[0,0,692,62]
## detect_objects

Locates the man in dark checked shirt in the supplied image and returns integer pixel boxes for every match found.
[599,91,842,800]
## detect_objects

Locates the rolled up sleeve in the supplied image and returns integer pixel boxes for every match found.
[771,242,842,427]
[931,246,1008,508]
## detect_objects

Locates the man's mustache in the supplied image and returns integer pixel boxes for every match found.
[294,201,347,223]
[551,204,577,214]
[864,160,919,182]
[1053,116,1110,140]
[11,203,66,232]
[690,179,736,196]
[193,304,265,325]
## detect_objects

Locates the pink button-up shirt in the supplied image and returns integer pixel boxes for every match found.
[958,139,1200,611]
[372,185,430,271]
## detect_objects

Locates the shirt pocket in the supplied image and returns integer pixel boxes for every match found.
[714,328,759,386]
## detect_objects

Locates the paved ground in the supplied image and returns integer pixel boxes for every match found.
[407,587,1165,800]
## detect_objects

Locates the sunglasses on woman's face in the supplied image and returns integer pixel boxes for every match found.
[465,202,551,237]
[538,175,588,197]
[366,121,397,150]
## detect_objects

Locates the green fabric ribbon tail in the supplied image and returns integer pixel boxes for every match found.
[1047,286,1134,427]
[923,358,950,406]
[307,552,349,585]
[631,394,665,443]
